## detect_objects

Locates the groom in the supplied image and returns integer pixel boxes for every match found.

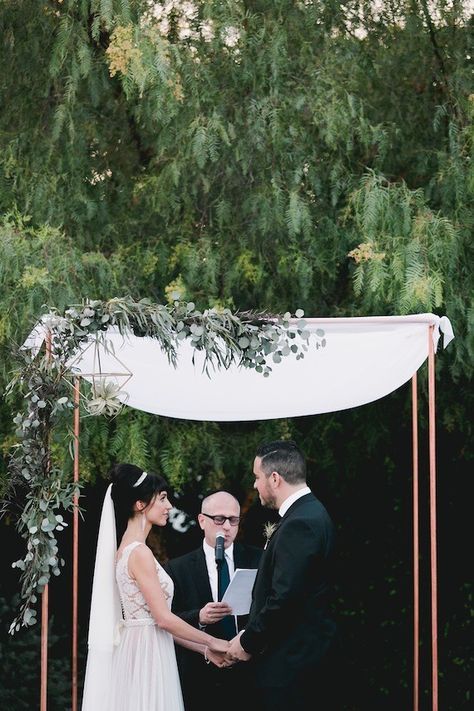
[226,440,339,711]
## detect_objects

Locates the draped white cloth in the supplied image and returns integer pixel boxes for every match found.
[63,314,453,421]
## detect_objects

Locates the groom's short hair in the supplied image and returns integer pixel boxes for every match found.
[256,440,306,485]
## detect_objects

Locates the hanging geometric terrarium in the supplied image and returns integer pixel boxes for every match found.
[66,335,132,416]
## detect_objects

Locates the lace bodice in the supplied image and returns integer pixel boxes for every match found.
[116,541,174,621]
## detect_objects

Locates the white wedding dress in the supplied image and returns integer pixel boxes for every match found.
[106,541,185,711]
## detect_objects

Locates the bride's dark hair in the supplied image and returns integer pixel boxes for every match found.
[110,463,169,545]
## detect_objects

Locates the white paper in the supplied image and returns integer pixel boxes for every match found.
[221,568,258,615]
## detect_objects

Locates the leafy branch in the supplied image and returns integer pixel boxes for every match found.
[3,296,324,631]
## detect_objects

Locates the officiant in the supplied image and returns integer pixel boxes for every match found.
[165,491,262,711]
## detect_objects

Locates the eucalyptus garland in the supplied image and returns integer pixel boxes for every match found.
[5,296,325,632]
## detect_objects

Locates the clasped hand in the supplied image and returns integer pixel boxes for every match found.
[224,631,251,666]
[205,631,251,668]
[206,637,230,668]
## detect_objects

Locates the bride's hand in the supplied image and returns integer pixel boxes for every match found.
[208,637,230,654]
[205,648,230,668]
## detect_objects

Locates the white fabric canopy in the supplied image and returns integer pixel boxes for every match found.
[62,314,453,422]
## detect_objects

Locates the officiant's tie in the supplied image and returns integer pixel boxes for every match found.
[217,556,237,639]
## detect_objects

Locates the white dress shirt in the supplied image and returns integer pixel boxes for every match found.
[279,485,311,518]
[202,540,235,601]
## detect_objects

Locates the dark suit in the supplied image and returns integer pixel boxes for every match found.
[240,493,338,710]
[166,541,263,711]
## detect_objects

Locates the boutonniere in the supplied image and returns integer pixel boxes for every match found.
[263,521,279,549]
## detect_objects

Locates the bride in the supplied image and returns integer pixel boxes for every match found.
[82,463,229,711]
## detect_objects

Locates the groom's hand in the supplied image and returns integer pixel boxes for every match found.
[199,601,233,625]
[206,649,229,668]
[226,631,251,663]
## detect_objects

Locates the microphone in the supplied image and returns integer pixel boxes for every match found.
[215,532,225,563]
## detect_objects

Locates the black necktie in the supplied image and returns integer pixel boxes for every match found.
[217,556,236,639]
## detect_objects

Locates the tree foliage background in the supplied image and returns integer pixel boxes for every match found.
[0,1,472,708]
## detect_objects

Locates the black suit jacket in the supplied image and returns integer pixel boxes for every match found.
[240,493,337,688]
[165,541,263,709]
[166,541,263,638]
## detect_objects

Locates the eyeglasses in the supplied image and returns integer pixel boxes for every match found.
[201,513,240,526]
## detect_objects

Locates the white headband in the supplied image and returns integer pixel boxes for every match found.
[133,471,148,488]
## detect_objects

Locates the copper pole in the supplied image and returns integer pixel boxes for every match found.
[40,585,48,710]
[428,326,438,710]
[72,377,80,711]
[412,373,419,711]
[41,330,52,711]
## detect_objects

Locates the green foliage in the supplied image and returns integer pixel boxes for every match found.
[1,2,471,328]
[3,295,316,630]
[346,171,457,313]
[5,351,80,633]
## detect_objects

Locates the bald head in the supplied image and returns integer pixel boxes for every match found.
[201,491,240,514]
[198,491,241,549]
